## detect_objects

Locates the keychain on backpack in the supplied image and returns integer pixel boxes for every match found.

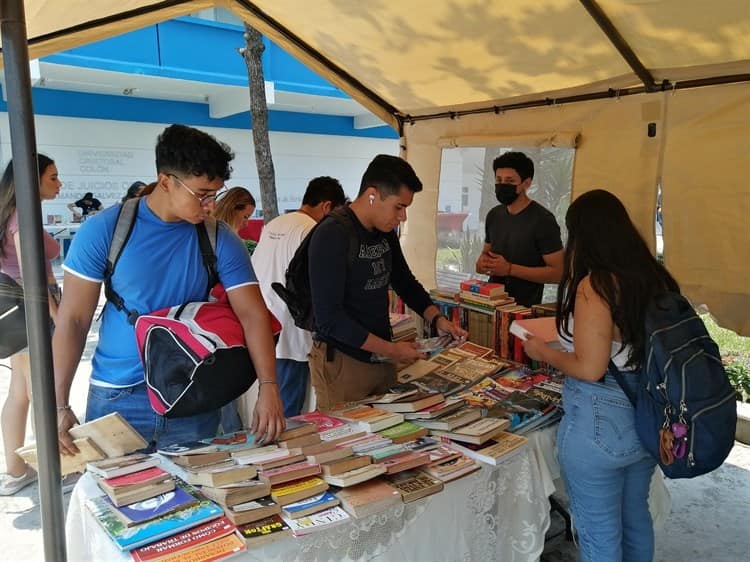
[670,422,688,459]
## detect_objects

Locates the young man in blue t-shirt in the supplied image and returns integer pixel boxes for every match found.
[53,125,285,454]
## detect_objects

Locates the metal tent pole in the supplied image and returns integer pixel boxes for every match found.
[0,2,67,560]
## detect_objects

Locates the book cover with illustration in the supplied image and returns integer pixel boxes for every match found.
[87,480,223,551]
[106,480,198,526]
[130,515,236,562]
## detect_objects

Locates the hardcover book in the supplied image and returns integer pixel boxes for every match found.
[130,515,236,562]
[283,505,350,537]
[86,482,223,551]
[281,491,340,519]
[236,514,292,547]
[69,412,149,458]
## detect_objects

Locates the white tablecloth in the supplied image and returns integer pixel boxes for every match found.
[66,444,552,562]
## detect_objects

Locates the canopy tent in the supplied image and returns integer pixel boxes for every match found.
[2,0,749,333]
[1,2,748,560]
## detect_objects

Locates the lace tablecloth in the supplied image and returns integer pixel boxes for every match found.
[65,445,552,562]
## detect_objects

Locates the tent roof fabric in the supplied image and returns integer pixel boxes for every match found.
[4,1,749,126]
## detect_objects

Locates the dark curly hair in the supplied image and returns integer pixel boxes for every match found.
[155,124,233,181]
[557,189,679,369]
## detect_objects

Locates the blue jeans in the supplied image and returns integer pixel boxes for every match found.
[557,372,656,562]
[219,400,243,434]
[85,383,220,451]
[276,359,309,417]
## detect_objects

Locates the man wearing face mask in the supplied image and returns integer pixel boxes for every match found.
[475,151,563,307]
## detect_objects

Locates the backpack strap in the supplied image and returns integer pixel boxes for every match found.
[609,359,637,406]
[104,198,141,325]
[104,199,220,325]
[328,208,359,265]
[196,217,219,296]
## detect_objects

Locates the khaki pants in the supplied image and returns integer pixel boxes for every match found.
[309,341,396,411]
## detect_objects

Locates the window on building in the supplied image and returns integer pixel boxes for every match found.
[435,146,575,300]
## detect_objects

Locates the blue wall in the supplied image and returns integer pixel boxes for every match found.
[43,17,349,98]
[0,86,397,139]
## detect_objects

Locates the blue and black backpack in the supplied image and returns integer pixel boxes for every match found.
[611,292,737,479]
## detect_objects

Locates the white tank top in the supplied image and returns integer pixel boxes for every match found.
[557,317,633,371]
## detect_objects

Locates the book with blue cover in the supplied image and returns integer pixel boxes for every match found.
[106,480,197,526]
[281,491,340,519]
[85,478,223,551]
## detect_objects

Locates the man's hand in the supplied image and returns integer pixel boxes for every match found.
[436,316,468,341]
[57,409,80,456]
[486,251,511,277]
[388,341,425,365]
[251,384,286,445]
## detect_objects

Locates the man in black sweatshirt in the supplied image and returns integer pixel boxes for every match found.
[308,154,467,410]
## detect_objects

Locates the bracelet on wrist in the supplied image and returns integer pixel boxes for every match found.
[258,380,278,386]
[56,405,72,412]
[430,313,447,331]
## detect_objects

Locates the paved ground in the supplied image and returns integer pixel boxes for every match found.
[2,272,749,561]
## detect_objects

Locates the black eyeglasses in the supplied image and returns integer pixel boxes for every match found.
[169,174,221,206]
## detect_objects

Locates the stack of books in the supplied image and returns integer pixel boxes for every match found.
[389,312,417,342]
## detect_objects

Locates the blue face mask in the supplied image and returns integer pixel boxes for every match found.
[495,183,519,205]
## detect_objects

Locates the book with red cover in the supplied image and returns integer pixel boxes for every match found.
[258,461,321,486]
[288,412,346,433]
[130,515,236,562]
[459,279,506,298]
[103,467,170,489]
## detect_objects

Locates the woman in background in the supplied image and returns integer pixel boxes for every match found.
[0,154,63,495]
[213,187,256,232]
[212,186,257,433]
[523,189,679,562]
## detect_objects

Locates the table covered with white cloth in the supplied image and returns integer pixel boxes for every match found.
[65,444,552,562]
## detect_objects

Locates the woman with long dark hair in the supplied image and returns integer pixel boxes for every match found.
[0,154,62,495]
[524,189,679,561]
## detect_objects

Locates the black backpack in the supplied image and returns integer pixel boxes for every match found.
[272,208,359,332]
[611,292,737,478]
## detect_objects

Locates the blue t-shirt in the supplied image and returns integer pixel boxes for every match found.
[64,198,257,387]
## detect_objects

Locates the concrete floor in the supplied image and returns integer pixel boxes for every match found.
[2,276,749,561]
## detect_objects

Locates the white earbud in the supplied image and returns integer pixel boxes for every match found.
[368,194,375,206]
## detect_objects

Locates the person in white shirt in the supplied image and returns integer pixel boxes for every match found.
[252,177,347,416]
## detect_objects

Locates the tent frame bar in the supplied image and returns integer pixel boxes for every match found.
[579,0,658,92]
[401,73,750,125]
[0,2,67,560]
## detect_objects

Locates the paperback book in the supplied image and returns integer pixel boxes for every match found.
[87,481,223,551]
